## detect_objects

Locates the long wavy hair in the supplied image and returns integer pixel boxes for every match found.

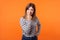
[23,3,37,20]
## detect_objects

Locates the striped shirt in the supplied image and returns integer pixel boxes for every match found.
[20,17,41,37]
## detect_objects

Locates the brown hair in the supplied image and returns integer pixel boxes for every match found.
[23,3,37,20]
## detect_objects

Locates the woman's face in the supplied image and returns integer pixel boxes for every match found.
[26,6,34,16]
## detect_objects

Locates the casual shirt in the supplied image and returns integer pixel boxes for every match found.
[20,17,41,37]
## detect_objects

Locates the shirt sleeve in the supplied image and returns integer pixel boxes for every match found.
[20,17,32,34]
[35,18,41,36]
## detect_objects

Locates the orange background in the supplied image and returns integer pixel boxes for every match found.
[0,0,60,40]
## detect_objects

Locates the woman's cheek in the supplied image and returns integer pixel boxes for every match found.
[30,11,34,15]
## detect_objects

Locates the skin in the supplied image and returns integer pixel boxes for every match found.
[26,6,34,20]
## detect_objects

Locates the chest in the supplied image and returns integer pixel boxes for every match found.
[31,20,37,27]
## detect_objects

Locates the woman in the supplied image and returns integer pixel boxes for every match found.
[20,3,41,40]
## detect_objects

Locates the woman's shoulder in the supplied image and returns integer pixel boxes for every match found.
[20,16,25,19]
[34,17,38,21]
[20,16,25,21]
[34,17,39,22]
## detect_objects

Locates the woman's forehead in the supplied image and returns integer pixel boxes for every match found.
[29,7,34,9]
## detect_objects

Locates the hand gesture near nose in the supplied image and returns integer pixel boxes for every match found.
[26,13,32,21]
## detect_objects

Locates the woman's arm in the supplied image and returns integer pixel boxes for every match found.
[35,18,41,36]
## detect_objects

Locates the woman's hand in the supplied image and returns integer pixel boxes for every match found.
[26,14,32,20]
